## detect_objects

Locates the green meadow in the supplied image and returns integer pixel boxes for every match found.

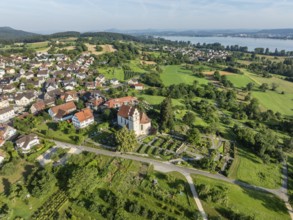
[193,175,290,220]
[160,65,209,86]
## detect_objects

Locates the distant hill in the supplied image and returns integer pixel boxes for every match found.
[0,27,39,40]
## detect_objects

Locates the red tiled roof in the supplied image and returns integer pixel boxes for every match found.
[74,108,94,122]
[50,101,76,115]
[140,112,151,124]
[118,105,136,118]
[105,96,137,108]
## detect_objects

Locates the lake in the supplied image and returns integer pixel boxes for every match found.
[160,36,293,52]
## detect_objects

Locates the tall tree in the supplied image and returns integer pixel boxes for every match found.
[115,127,138,152]
[160,97,174,132]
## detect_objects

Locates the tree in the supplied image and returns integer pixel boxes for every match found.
[182,111,196,127]
[67,166,98,199]
[271,82,279,91]
[246,82,254,91]
[259,83,269,92]
[115,127,138,152]
[186,128,201,145]
[160,97,174,132]
[75,100,85,109]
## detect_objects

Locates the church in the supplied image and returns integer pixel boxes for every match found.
[117,105,151,136]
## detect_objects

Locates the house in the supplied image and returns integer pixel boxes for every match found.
[48,101,76,121]
[95,74,106,84]
[0,124,17,146]
[72,108,94,129]
[133,83,144,90]
[110,78,119,85]
[76,73,87,80]
[44,88,62,100]
[37,70,49,78]
[15,92,36,106]
[117,105,151,136]
[0,98,9,109]
[62,79,77,90]
[0,107,15,123]
[0,69,5,78]
[22,71,35,80]
[128,78,139,85]
[86,97,104,110]
[30,100,46,115]
[44,79,59,92]
[104,96,138,109]
[15,134,40,153]
[2,84,16,94]
[60,91,79,103]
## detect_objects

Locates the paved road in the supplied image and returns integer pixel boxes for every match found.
[54,140,293,219]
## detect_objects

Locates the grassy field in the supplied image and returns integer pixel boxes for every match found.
[193,175,290,220]
[160,65,209,86]
[231,147,282,189]
[252,91,293,116]
[26,41,49,52]
[0,160,33,193]
[226,69,293,116]
[98,67,125,81]
[226,74,255,88]
[138,94,184,106]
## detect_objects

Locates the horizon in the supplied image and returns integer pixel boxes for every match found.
[0,0,293,33]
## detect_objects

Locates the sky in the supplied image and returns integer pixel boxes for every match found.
[0,0,292,33]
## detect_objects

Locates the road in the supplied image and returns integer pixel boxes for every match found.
[54,140,293,220]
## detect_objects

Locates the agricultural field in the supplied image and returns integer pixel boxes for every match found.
[160,65,209,86]
[228,147,282,189]
[26,41,49,52]
[193,175,290,220]
[85,43,116,56]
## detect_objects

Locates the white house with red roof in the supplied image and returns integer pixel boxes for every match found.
[72,108,94,129]
[117,105,151,136]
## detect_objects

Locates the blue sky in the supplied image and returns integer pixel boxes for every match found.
[0,0,292,33]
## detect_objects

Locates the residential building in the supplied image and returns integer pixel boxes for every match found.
[104,96,137,109]
[15,134,40,153]
[0,107,15,123]
[48,101,76,121]
[117,105,151,136]
[0,124,17,146]
[60,91,79,103]
[0,98,9,109]
[72,108,94,129]
[133,83,144,90]
[15,92,36,106]
[30,100,46,115]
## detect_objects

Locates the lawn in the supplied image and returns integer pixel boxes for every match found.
[226,69,293,116]
[233,147,282,189]
[138,94,184,106]
[98,67,125,81]
[33,122,84,144]
[226,74,255,88]
[192,175,290,220]
[252,91,293,116]
[129,60,146,73]
[0,160,33,193]
[160,65,209,86]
